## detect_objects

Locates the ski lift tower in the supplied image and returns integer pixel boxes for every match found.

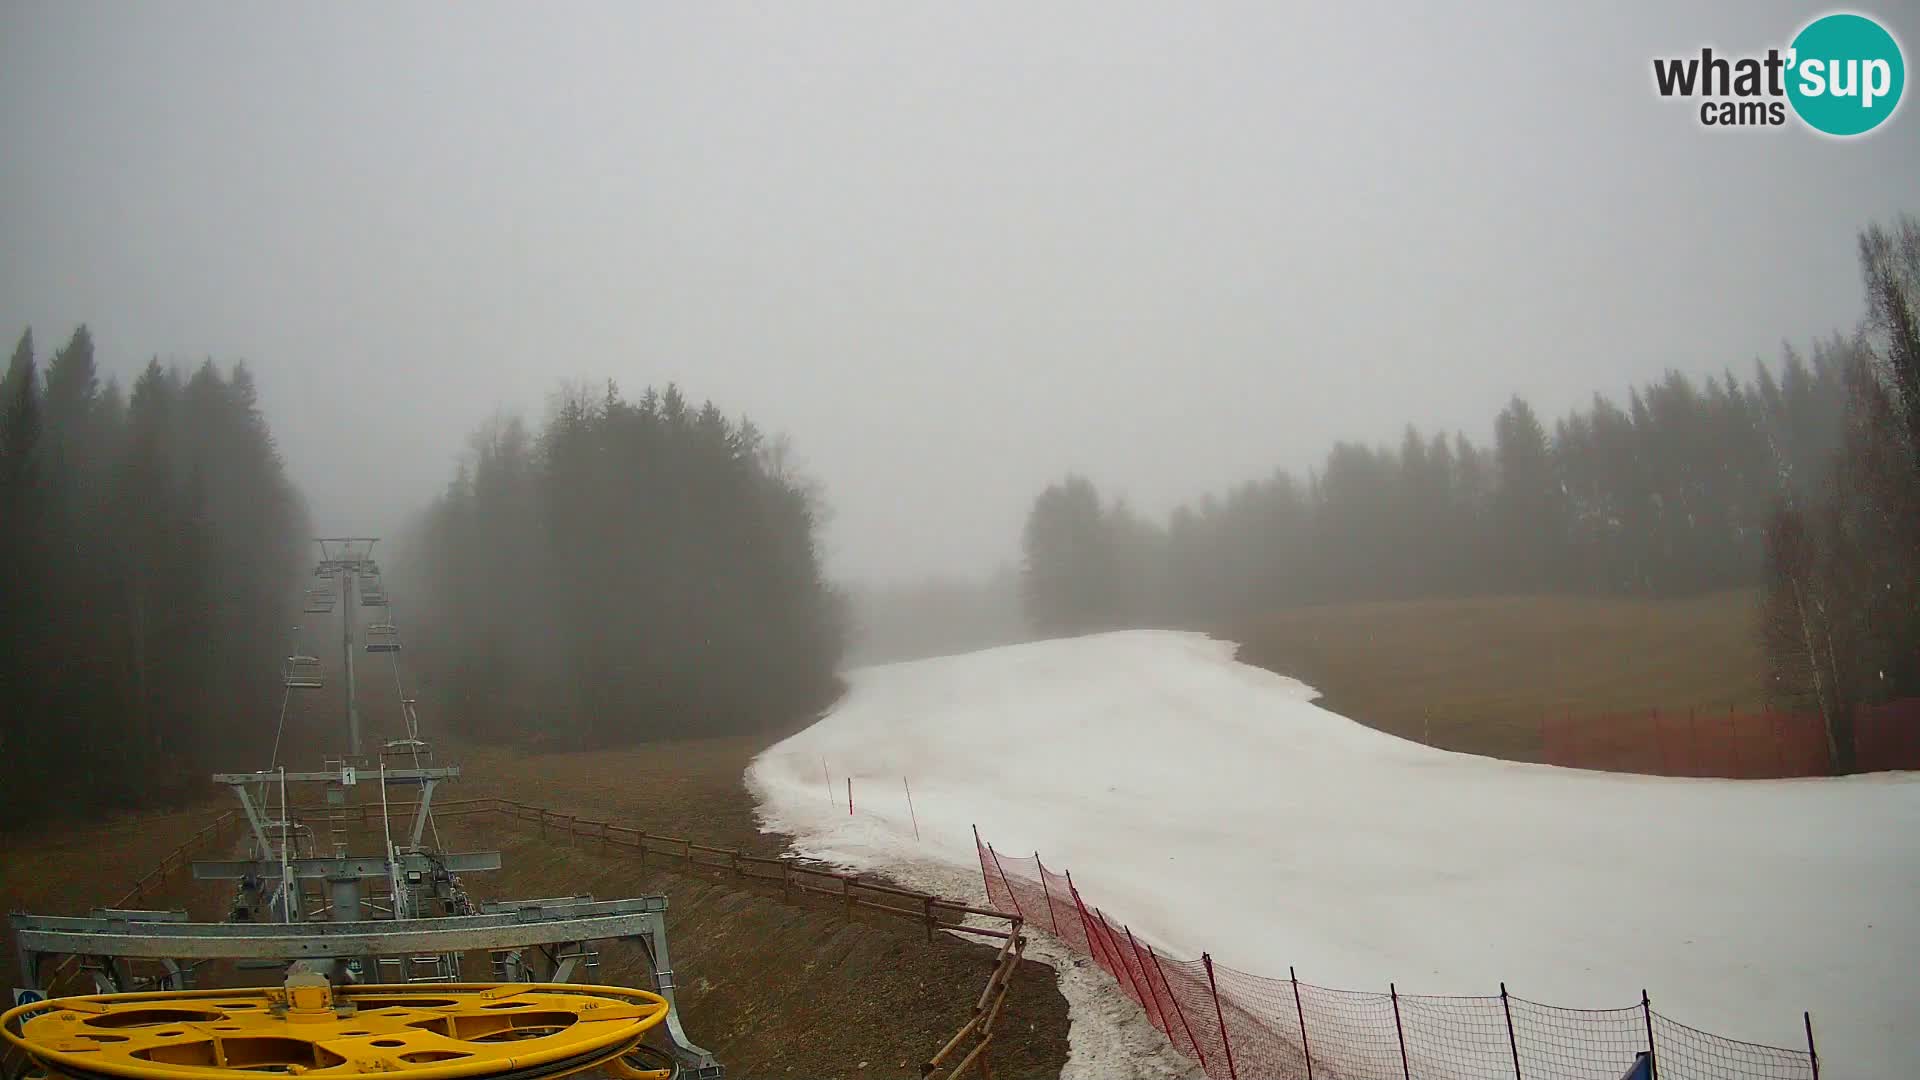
[3,537,726,1080]
[313,537,380,758]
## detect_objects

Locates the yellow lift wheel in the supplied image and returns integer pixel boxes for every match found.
[2,982,674,1080]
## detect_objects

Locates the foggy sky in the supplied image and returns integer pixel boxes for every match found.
[3,2,1915,583]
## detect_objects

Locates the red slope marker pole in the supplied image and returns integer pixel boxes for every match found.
[847,777,853,816]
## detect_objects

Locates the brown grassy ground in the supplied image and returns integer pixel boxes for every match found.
[448,735,792,858]
[0,730,1070,1080]
[1223,589,1768,761]
[454,816,1065,1078]
[0,802,227,960]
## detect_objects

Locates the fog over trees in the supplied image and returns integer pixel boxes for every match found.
[399,382,847,747]
[4,211,1912,809]
[1762,217,1920,769]
[0,327,305,818]
[1021,217,1920,771]
[842,567,1028,667]
[1022,348,1850,628]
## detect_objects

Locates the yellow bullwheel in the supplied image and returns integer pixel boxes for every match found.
[2,981,671,1080]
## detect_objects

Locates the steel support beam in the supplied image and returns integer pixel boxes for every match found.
[214,767,459,785]
[14,900,665,961]
[191,851,501,882]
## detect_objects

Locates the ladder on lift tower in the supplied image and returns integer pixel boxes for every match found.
[321,759,352,859]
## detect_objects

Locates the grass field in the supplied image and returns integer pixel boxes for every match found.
[1222,588,1769,761]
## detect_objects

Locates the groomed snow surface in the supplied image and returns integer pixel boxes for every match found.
[747,631,1920,1079]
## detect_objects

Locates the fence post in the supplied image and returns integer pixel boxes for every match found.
[1390,983,1410,1080]
[1070,881,1112,970]
[1726,708,1743,778]
[1034,853,1061,934]
[1642,989,1658,1080]
[1067,872,1109,971]
[1290,967,1313,1080]
[1203,953,1238,1080]
[1804,1012,1819,1080]
[1500,982,1521,1079]
[1144,943,1207,1074]
[986,844,1022,919]
[1096,908,1152,1019]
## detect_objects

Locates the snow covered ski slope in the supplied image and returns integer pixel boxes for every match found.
[747,631,1920,1078]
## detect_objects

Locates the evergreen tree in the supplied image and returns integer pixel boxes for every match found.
[1020,474,1121,635]
[403,382,845,747]
[0,335,305,820]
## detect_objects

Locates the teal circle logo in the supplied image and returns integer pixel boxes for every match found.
[1787,13,1905,136]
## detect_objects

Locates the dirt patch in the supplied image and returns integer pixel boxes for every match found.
[441,815,1066,1079]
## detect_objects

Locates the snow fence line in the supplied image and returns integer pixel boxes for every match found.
[1538,698,1920,779]
[977,829,1820,1080]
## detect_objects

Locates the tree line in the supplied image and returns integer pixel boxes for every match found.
[1023,347,1849,628]
[1762,217,1920,770]
[0,327,306,820]
[1022,218,1918,769]
[400,382,846,747]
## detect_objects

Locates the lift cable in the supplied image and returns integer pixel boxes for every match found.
[382,593,445,853]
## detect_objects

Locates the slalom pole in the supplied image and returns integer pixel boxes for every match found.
[847,777,853,816]
[904,777,920,840]
[822,758,832,804]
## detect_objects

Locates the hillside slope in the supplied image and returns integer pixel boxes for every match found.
[749,630,1920,1078]
[1223,590,1769,760]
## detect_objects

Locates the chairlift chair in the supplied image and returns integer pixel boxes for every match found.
[382,738,433,762]
[365,626,401,653]
[282,655,323,689]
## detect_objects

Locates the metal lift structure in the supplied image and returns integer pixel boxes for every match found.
[6,538,724,1080]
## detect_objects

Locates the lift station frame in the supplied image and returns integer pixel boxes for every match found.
[6,537,724,1080]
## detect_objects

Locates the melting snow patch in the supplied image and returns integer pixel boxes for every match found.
[749,630,1920,1078]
